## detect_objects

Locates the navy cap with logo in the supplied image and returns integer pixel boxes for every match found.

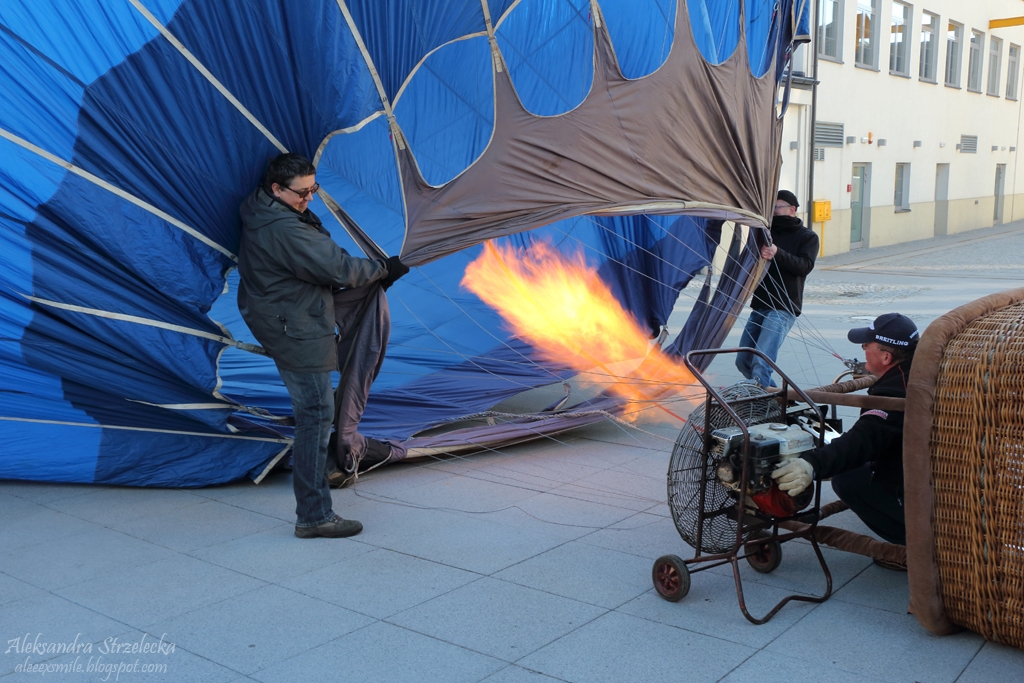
[847,313,920,347]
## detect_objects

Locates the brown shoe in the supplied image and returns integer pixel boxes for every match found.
[294,514,363,539]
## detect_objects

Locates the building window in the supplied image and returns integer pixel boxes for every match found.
[919,12,939,81]
[945,22,963,87]
[1008,44,1020,100]
[890,2,911,75]
[894,164,911,212]
[968,31,985,92]
[988,37,1003,96]
[855,0,879,68]
[818,0,843,60]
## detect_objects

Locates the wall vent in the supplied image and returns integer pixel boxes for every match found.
[960,135,978,153]
[813,147,826,161]
[814,121,845,147]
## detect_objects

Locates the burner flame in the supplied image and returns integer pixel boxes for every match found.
[462,240,695,421]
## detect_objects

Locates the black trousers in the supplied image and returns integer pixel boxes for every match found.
[831,464,906,545]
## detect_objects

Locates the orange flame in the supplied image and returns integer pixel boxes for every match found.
[461,240,695,421]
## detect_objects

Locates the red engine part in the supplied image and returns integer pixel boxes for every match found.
[749,484,800,517]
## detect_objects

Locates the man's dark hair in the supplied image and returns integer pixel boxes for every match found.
[877,341,917,365]
[263,153,316,192]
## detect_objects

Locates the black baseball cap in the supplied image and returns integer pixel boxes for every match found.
[777,190,799,208]
[848,313,920,347]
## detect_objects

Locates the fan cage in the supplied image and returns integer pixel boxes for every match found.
[667,382,783,553]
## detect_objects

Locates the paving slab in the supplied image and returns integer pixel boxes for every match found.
[479,665,566,682]
[187,522,370,583]
[379,470,547,512]
[719,650,889,683]
[146,584,373,675]
[333,461,458,498]
[250,621,505,683]
[0,526,174,590]
[280,547,480,619]
[831,561,911,614]
[0,495,105,553]
[9,629,242,683]
[429,452,608,491]
[765,599,985,683]
[704,537,873,598]
[192,475,299,522]
[1,643,239,683]
[511,490,639,529]
[576,511,692,561]
[0,593,129,676]
[45,486,207,526]
[546,466,665,513]
[956,641,1024,683]
[103,500,286,553]
[0,481,105,504]
[518,610,755,683]
[616,571,818,649]
[388,577,606,662]
[53,555,266,630]
[493,540,654,609]
[346,499,591,575]
[0,572,46,606]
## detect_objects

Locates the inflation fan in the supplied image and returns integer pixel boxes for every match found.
[652,347,835,624]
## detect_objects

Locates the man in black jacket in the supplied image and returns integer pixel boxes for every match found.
[237,153,408,539]
[772,313,920,548]
[736,190,819,388]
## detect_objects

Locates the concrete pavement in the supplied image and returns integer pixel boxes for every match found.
[2,221,1023,682]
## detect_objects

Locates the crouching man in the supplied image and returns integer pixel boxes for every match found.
[237,153,408,539]
[771,313,920,552]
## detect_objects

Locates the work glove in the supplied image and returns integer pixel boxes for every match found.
[379,255,410,291]
[771,457,814,497]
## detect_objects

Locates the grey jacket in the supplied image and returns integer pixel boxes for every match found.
[237,188,387,372]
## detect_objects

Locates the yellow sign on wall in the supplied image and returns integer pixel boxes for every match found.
[812,200,832,223]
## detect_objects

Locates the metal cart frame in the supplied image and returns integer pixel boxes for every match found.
[652,347,833,625]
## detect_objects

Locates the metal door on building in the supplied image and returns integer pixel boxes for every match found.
[994,164,1006,224]
[934,163,949,236]
[851,164,870,247]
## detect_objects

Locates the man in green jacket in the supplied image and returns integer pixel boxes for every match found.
[237,153,408,538]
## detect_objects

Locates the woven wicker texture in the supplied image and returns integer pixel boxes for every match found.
[931,301,1024,648]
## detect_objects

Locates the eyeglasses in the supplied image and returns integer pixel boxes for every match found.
[861,343,891,354]
[281,182,320,199]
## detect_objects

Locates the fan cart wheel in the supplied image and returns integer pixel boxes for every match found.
[745,532,783,574]
[652,554,691,601]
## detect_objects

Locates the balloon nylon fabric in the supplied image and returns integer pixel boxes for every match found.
[0,0,808,486]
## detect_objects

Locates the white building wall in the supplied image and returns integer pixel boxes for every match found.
[781,0,1024,254]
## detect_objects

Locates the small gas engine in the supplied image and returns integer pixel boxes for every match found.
[712,422,816,517]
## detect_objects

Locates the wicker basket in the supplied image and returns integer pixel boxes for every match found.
[906,288,1024,648]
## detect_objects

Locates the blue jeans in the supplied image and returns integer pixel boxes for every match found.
[735,309,796,388]
[278,368,335,527]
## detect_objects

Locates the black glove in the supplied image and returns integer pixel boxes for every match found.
[380,255,410,291]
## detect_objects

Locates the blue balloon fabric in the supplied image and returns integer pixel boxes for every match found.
[0,0,809,486]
